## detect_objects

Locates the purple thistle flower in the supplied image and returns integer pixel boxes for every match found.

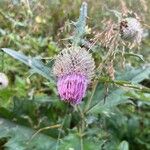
[57,73,88,104]
[53,46,95,105]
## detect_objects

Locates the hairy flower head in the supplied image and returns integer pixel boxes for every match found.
[53,46,95,104]
[120,17,143,44]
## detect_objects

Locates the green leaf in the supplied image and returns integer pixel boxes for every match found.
[87,87,130,115]
[0,118,57,150]
[118,141,129,150]
[126,91,150,103]
[72,2,87,45]
[109,10,122,21]
[124,52,145,62]
[87,65,150,115]
[0,9,27,27]
[116,65,150,84]
[1,48,53,81]
[59,132,102,150]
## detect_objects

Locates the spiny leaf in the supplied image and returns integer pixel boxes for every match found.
[1,48,53,81]
[0,118,57,150]
[87,87,130,115]
[72,2,87,45]
[87,65,150,115]
[116,65,150,84]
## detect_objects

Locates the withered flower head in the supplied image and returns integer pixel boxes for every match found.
[120,17,143,44]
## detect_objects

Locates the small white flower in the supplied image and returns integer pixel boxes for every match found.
[0,73,9,89]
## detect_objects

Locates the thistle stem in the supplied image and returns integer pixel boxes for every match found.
[84,80,99,113]
[77,105,85,150]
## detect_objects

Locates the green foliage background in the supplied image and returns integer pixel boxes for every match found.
[0,0,150,150]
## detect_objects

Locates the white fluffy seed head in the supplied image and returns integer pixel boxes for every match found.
[53,46,95,84]
[0,73,9,89]
[120,17,143,44]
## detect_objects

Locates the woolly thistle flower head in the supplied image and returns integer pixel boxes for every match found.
[120,17,143,44]
[53,46,95,104]
[0,73,9,90]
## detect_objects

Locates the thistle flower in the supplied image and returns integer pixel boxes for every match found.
[53,46,95,104]
[120,17,143,44]
[0,72,9,90]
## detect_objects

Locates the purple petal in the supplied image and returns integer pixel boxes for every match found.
[57,73,88,105]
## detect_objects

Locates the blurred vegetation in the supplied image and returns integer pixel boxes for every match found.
[0,0,150,150]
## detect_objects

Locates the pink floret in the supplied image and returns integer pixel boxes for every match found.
[57,73,88,104]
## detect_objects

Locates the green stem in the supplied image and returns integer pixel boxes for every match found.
[80,135,84,150]
[56,104,69,150]
[1,52,4,71]
[77,106,84,150]
[99,77,150,93]
[84,80,99,113]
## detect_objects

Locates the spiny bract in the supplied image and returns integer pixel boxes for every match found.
[53,46,95,104]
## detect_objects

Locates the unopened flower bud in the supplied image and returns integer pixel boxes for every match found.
[0,73,9,89]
